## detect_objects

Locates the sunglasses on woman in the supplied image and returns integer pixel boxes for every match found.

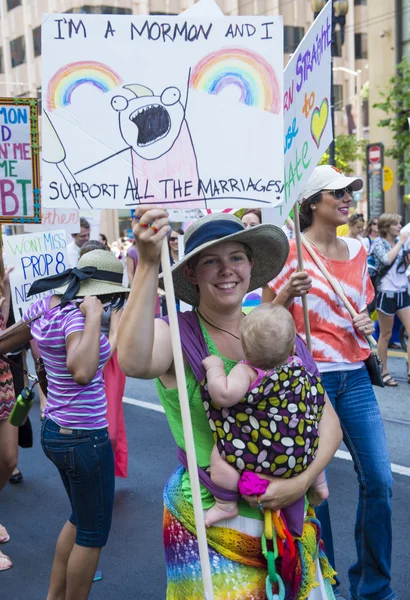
[324,186,354,200]
[169,236,179,242]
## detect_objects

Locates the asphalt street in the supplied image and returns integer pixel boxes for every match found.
[1,354,409,600]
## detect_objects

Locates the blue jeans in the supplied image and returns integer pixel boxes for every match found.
[316,367,394,600]
[41,418,115,547]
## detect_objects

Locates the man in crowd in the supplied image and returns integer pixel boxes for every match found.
[66,217,91,268]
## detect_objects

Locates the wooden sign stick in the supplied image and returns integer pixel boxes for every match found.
[160,239,214,600]
[287,208,312,352]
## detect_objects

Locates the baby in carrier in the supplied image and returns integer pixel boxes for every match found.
[202,303,329,527]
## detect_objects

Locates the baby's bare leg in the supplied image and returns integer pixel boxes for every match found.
[205,446,240,528]
[307,470,329,506]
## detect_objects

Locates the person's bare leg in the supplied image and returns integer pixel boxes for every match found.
[46,521,76,600]
[65,545,101,600]
[307,470,329,506]
[0,419,18,491]
[0,420,17,565]
[205,446,240,527]
[396,306,410,372]
[377,310,395,377]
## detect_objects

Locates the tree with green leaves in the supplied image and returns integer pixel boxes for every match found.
[373,58,410,185]
[318,134,365,174]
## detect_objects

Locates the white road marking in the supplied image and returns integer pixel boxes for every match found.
[335,449,410,478]
[123,397,410,478]
[123,396,165,413]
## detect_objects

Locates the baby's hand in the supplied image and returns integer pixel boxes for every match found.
[202,355,224,371]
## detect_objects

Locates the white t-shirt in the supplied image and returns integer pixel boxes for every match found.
[66,240,81,269]
[375,238,410,293]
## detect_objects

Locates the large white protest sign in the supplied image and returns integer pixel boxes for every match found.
[0,98,40,223]
[263,3,332,227]
[284,3,332,207]
[41,14,283,211]
[4,230,67,321]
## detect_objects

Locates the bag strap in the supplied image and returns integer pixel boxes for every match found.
[301,236,375,348]
[24,310,44,325]
[1,353,35,380]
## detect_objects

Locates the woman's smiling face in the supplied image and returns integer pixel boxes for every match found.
[184,241,252,310]
[313,188,353,227]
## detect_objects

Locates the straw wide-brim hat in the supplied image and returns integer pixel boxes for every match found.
[55,249,129,298]
[159,213,289,306]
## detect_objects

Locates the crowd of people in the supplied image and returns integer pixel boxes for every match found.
[0,165,407,600]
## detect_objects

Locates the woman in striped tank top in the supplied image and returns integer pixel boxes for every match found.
[263,166,396,600]
[24,249,129,600]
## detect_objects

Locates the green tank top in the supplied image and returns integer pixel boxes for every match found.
[155,315,261,518]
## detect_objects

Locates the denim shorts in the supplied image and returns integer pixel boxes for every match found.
[376,289,410,315]
[41,418,115,547]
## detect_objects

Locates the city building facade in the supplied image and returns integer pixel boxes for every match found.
[0,0,404,236]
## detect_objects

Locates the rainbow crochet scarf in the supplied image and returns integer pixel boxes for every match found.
[163,467,336,600]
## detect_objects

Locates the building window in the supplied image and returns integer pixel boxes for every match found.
[355,33,368,59]
[10,36,25,68]
[332,28,342,57]
[0,48,3,74]
[363,99,369,128]
[7,0,21,10]
[33,26,41,57]
[284,26,304,54]
[334,84,343,111]
[66,5,132,14]
[354,0,366,5]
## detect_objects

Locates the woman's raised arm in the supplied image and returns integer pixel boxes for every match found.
[117,207,174,379]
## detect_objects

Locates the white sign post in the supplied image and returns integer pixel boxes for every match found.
[262,1,333,227]
[261,3,333,350]
[4,229,68,321]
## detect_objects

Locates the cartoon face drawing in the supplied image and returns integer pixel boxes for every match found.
[111,85,185,161]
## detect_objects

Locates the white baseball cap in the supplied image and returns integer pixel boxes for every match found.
[299,165,363,203]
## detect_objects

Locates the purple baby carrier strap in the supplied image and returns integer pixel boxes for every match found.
[177,447,241,502]
[167,311,309,537]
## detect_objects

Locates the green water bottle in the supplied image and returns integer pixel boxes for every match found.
[9,387,34,427]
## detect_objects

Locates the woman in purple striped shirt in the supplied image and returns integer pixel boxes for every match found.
[24,249,128,600]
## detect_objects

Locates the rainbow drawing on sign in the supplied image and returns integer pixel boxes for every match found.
[190,48,280,114]
[47,61,122,112]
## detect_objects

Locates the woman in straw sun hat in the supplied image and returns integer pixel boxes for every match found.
[263,165,397,600]
[23,249,129,600]
[118,207,342,600]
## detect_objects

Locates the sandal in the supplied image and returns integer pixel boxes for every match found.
[0,525,10,544]
[9,468,23,484]
[382,373,398,387]
[0,550,12,571]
